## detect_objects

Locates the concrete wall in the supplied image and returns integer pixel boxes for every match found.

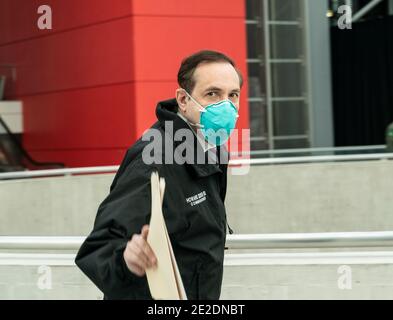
[226,160,393,233]
[1,160,392,236]
[0,174,111,236]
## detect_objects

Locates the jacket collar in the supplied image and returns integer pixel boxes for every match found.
[176,111,216,153]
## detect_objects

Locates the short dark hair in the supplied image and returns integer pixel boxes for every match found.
[177,50,243,93]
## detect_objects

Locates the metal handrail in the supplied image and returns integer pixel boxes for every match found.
[226,231,393,249]
[230,145,386,156]
[3,251,393,266]
[0,166,119,179]
[1,152,392,180]
[229,152,393,166]
[0,236,86,250]
[2,231,393,250]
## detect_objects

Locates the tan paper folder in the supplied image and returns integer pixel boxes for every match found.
[146,171,187,300]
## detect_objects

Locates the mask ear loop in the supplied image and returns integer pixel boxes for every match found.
[189,121,204,129]
[182,89,206,128]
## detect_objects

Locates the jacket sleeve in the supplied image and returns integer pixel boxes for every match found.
[75,155,154,299]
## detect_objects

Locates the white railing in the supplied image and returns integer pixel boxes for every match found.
[1,231,393,266]
[3,251,393,266]
[224,251,393,266]
[231,144,386,156]
[2,231,393,250]
[1,152,392,180]
[0,166,119,179]
[226,231,393,249]
[0,236,86,250]
[229,152,393,166]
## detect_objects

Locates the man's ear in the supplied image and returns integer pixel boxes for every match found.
[175,88,188,113]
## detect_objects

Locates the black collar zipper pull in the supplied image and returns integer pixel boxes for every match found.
[227,222,234,234]
[225,222,234,250]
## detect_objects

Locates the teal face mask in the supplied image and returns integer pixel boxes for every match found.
[183,90,239,146]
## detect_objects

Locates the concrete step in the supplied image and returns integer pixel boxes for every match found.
[1,251,393,299]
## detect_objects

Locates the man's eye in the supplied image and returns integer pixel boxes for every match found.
[230,93,239,98]
[207,92,216,97]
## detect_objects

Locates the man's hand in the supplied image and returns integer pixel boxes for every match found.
[123,224,158,277]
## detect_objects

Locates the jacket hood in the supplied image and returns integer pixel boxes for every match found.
[155,98,179,123]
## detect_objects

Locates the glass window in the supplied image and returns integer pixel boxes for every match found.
[245,0,310,150]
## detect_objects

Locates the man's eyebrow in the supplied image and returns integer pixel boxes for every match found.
[203,86,223,92]
[203,87,240,93]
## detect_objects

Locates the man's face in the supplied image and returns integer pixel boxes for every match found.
[176,61,241,126]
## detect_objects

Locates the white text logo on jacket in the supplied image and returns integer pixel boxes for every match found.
[186,191,207,207]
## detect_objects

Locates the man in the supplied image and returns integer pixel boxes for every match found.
[75,50,243,299]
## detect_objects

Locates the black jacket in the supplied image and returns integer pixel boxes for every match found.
[75,98,232,300]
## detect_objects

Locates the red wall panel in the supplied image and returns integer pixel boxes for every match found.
[132,16,248,81]
[131,0,244,17]
[0,17,134,97]
[131,10,250,141]
[22,83,136,150]
[0,0,132,46]
[0,0,250,168]
[133,82,178,136]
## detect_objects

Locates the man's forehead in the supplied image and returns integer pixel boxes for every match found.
[193,62,240,91]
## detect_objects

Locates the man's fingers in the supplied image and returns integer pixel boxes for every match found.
[134,236,157,267]
[141,225,149,240]
[127,248,150,272]
[143,243,157,266]
[138,226,157,266]
[131,265,145,277]
[123,227,158,278]
[128,240,151,268]
[123,248,146,277]
[127,258,146,277]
